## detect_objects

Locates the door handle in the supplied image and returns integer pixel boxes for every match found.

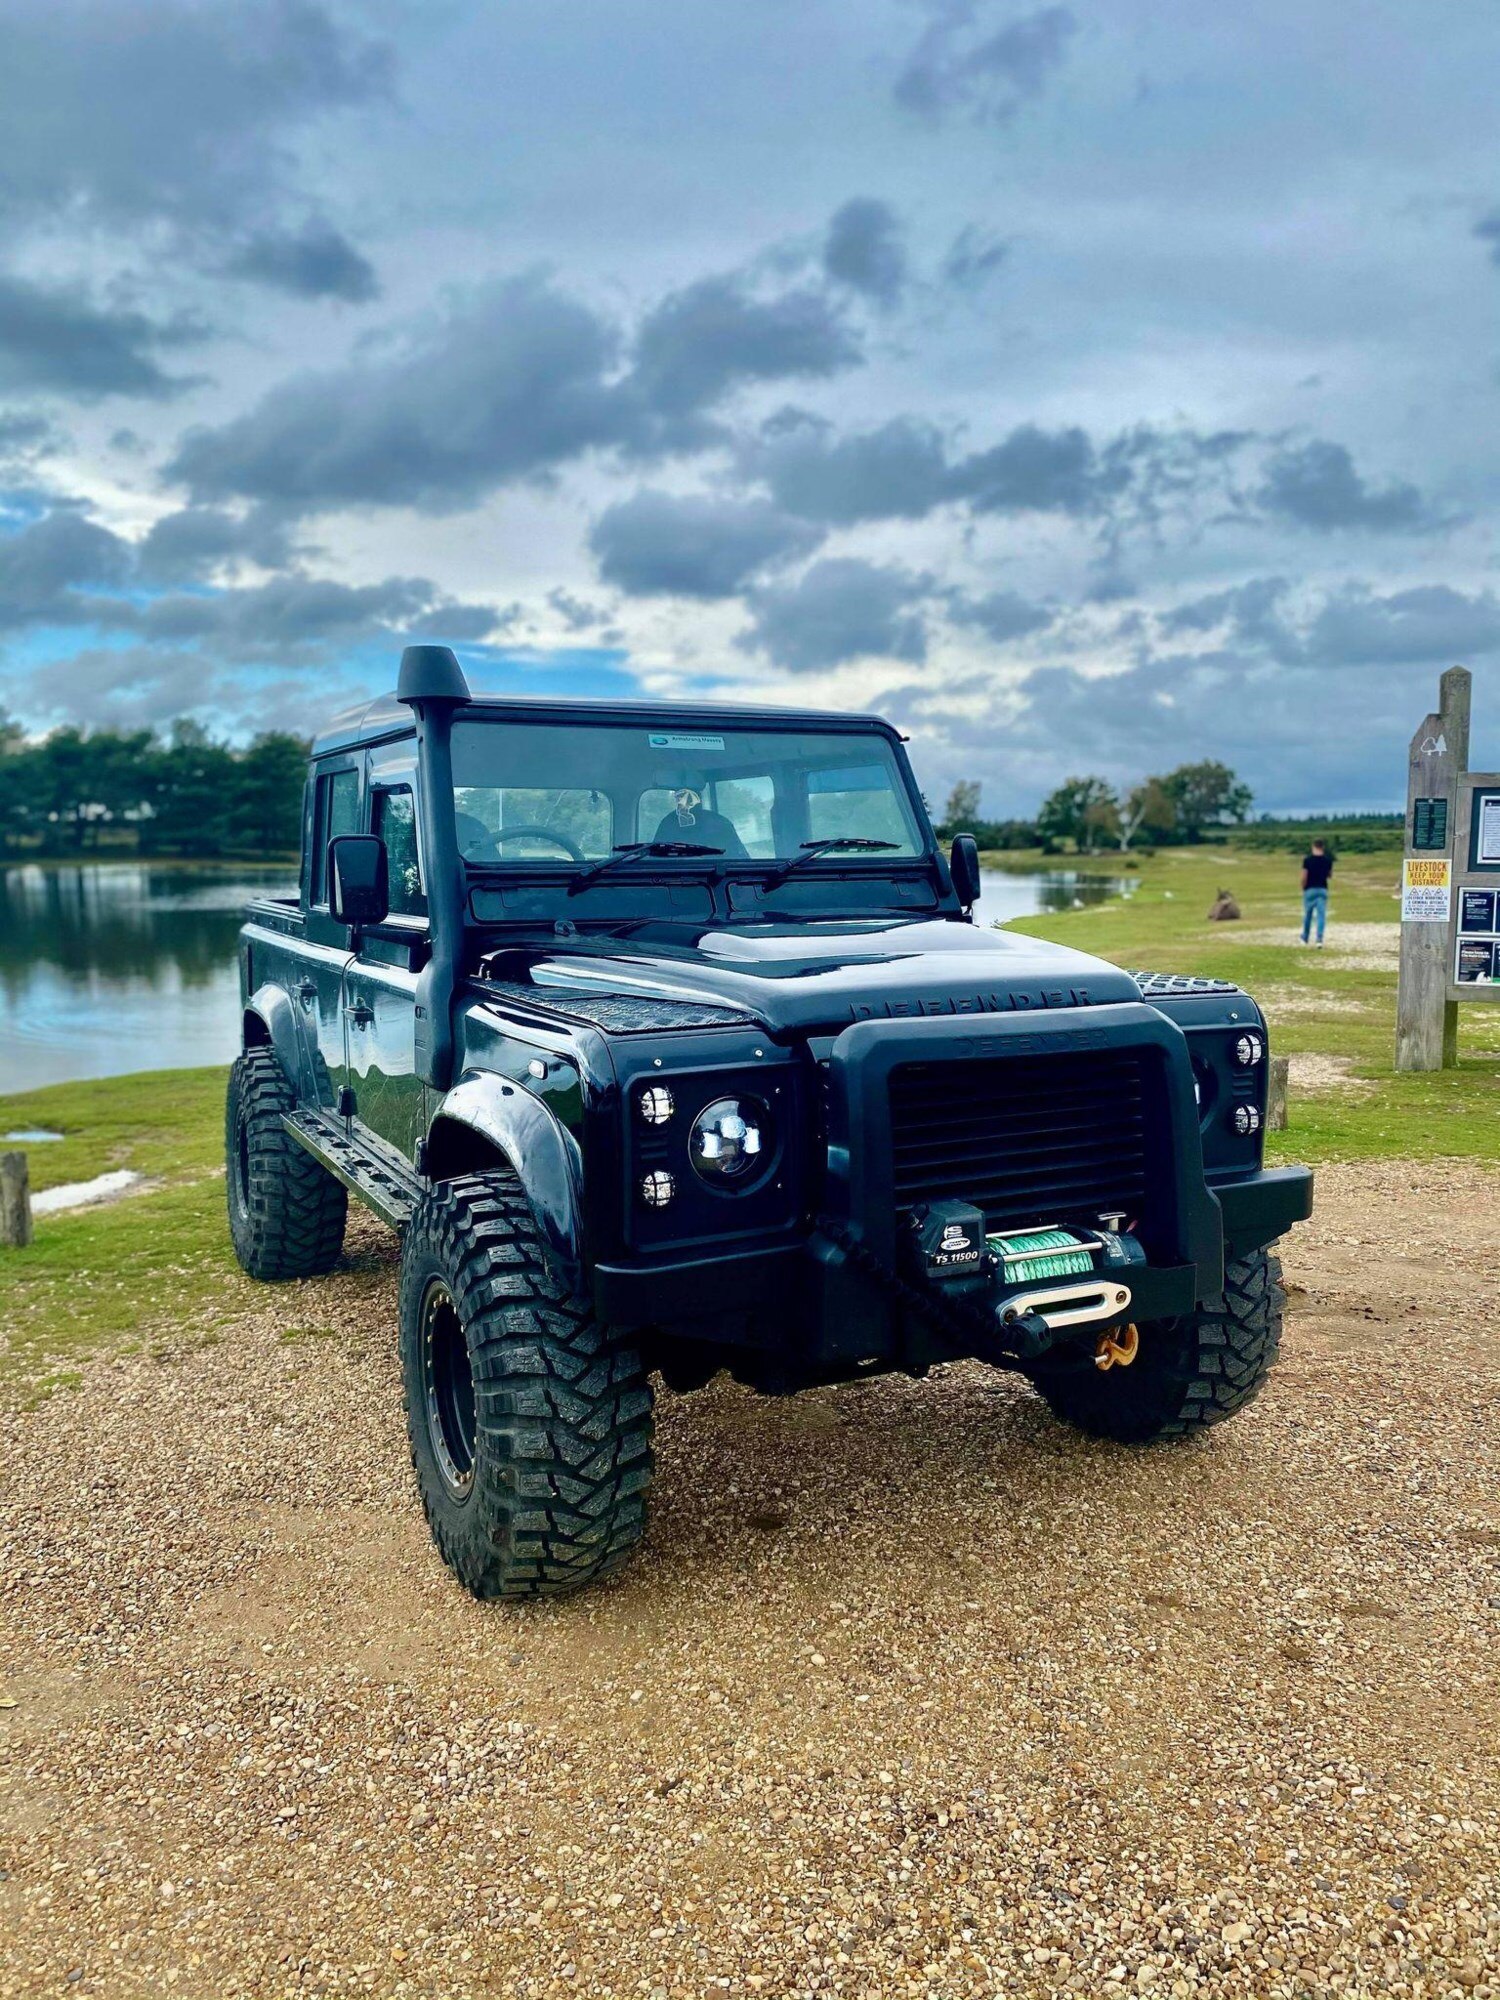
[297,979,317,1006]
[344,1002,374,1028]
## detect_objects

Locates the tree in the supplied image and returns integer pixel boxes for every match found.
[943,779,983,827]
[230,733,310,856]
[1118,776,1176,851]
[1158,761,1253,843]
[1036,776,1120,854]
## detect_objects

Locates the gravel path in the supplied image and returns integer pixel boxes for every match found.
[2,1161,1498,1999]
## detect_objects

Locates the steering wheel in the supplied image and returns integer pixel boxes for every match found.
[486,824,587,862]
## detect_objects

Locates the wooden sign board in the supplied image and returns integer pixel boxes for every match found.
[1395,666,1471,1071]
[1448,773,1500,1003]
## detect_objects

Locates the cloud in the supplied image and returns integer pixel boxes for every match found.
[894,3,1078,124]
[941,224,1010,289]
[0,0,390,233]
[1159,576,1295,655]
[589,490,822,599]
[0,507,131,627]
[950,422,1105,515]
[168,266,866,516]
[132,572,497,657]
[740,408,953,524]
[739,557,931,671]
[1474,211,1500,266]
[136,505,297,583]
[0,276,202,399]
[948,587,1055,642]
[1256,440,1432,533]
[222,219,379,302]
[629,273,861,417]
[823,198,908,307]
[1302,582,1500,666]
[168,273,629,511]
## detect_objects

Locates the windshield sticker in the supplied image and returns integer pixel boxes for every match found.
[649,732,725,751]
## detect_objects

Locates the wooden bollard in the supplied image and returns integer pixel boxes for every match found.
[1267,1055,1290,1133]
[0,1152,33,1248]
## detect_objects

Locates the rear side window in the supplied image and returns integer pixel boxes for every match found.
[311,767,360,906]
[374,788,426,915]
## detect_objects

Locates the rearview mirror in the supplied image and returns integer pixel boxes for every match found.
[329,835,389,929]
[949,832,982,910]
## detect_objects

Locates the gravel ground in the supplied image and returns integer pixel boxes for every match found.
[2,1160,1498,2000]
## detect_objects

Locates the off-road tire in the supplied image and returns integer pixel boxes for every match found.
[399,1171,654,1599]
[225,1047,347,1281]
[1032,1248,1284,1443]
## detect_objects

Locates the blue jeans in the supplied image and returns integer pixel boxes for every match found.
[1302,887,1328,942]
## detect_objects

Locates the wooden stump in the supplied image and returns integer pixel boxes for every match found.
[1267,1056,1290,1133]
[0,1152,33,1248]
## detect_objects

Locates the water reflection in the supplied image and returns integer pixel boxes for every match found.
[0,861,1131,1093]
[0,864,297,1094]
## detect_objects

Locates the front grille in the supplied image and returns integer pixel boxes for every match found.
[888,1048,1150,1232]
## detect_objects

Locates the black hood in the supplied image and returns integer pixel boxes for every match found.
[482,916,1140,1038]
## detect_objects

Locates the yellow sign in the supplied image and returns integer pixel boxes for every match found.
[1401,856,1451,923]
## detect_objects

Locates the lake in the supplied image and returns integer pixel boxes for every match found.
[0,861,1136,1095]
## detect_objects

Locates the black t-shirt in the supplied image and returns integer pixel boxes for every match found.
[1303,851,1334,889]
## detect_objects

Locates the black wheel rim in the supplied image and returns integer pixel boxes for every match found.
[422,1280,476,1501]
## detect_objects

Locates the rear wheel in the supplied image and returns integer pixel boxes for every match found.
[399,1171,654,1598]
[1032,1248,1284,1443]
[226,1047,347,1281]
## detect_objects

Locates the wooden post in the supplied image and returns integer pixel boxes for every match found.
[1267,1055,1289,1132]
[1396,666,1471,1071]
[0,1152,32,1249]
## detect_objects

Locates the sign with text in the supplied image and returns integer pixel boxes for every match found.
[1401,856,1452,924]
[1411,795,1449,851]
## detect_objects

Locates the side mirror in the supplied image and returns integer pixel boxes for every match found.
[949,832,982,910]
[328,835,389,929]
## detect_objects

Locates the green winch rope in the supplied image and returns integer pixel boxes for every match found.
[986,1226,1097,1284]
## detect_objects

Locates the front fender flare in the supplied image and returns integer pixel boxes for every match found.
[428,1071,586,1285]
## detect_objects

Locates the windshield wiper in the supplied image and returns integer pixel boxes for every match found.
[763,836,899,889]
[567,840,724,895]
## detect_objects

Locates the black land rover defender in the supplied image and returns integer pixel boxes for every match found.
[229,645,1312,1598]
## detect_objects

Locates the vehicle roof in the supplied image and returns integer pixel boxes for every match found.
[311,691,901,758]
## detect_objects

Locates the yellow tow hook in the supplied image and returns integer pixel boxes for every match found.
[1094,1322,1140,1372]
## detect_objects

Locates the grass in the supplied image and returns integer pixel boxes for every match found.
[0,1068,250,1405]
[991,843,1500,1165]
[1,843,1495,1401]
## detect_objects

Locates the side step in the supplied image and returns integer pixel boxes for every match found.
[283,1108,426,1229]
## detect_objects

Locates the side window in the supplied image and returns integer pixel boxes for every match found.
[374,788,426,916]
[311,767,360,906]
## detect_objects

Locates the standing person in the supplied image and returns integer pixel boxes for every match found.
[1300,838,1334,945]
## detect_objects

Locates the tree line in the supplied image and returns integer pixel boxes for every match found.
[0,714,308,859]
[937,760,1254,853]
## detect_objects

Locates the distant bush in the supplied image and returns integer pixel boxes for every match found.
[1229,815,1404,855]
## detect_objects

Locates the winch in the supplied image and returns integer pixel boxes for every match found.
[904,1199,1145,1360]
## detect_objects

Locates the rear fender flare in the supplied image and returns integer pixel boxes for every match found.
[426,1072,585,1285]
[244,983,319,1104]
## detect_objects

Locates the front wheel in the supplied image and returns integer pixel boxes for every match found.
[399,1171,655,1598]
[1032,1248,1284,1443]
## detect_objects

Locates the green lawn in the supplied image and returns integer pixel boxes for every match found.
[1,844,1494,1402]
[991,843,1500,1164]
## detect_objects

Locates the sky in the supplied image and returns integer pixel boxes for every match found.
[0,0,1497,818]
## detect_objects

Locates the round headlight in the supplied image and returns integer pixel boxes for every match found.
[1233,1032,1264,1068]
[638,1083,674,1124]
[689,1095,772,1187]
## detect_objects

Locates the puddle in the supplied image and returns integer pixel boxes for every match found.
[31,1170,143,1215]
[2,1128,63,1143]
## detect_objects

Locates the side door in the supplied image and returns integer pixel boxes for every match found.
[338,748,428,1162]
[301,759,362,1110]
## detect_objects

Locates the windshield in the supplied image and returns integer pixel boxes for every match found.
[449,718,925,865]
